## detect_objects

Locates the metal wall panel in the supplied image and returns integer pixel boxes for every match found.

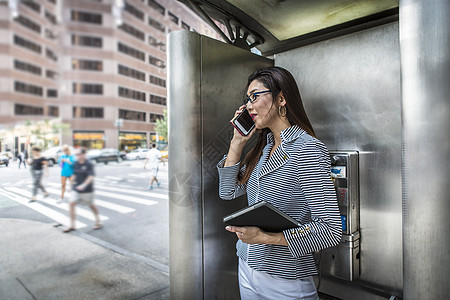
[168,31,203,300]
[168,30,272,299]
[200,36,273,300]
[276,23,402,298]
[400,0,450,298]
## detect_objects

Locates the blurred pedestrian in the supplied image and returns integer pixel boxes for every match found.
[58,145,75,203]
[27,146,49,202]
[63,147,101,232]
[18,150,26,169]
[144,143,162,190]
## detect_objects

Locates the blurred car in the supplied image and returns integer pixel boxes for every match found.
[125,148,149,160]
[0,154,9,167]
[42,146,74,167]
[87,148,121,164]
[160,147,168,162]
[1,151,14,160]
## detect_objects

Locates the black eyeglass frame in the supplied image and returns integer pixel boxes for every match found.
[244,90,271,105]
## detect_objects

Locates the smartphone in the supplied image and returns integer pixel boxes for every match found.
[230,107,255,136]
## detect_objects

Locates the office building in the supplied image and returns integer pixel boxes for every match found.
[0,0,220,152]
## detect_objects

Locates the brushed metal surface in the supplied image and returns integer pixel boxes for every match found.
[400,0,450,298]
[168,31,203,300]
[168,30,272,299]
[277,22,402,297]
[200,35,273,300]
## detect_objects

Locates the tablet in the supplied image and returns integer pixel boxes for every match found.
[223,201,301,232]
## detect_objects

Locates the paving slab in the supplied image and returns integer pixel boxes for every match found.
[0,218,169,300]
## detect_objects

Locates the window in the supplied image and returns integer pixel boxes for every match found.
[45,10,57,25]
[118,65,145,82]
[48,106,59,117]
[181,22,190,30]
[149,75,166,87]
[72,59,103,71]
[14,35,41,54]
[71,11,102,24]
[45,28,57,39]
[149,113,163,123]
[72,34,102,47]
[15,15,41,33]
[14,60,42,76]
[149,55,165,69]
[148,17,165,33]
[46,48,58,61]
[46,69,58,79]
[119,87,146,102]
[47,89,58,97]
[119,109,146,122]
[148,36,165,52]
[21,1,41,13]
[14,81,43,96]
[73,83,103,94]
[148,0,165,15]
[124,1,144,20]
[15,104,43,115]
[150,94,166,105]
[119,23,145,41]
[73,107,104,118]
[118,42,145,61]
[168,12,178,25]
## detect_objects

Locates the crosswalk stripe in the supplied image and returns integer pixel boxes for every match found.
[127,172,168,179]
[95,185,168,200]
[47,182,166,201]
[5,187,109,222]
[44,187,135,214]
[94,178,113,183]
[0,188,86,228]
[94,190,157,206]
[93,199,135,214]
[104,176,122,180]
[128,173,148,178]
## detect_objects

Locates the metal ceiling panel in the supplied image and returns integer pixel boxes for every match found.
[227,0,398,40]
[179,0,399,55]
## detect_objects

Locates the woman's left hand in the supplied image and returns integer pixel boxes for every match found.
[225,225,288,246]
[225,225,267,244]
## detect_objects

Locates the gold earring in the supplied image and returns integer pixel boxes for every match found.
[278,106,287,117]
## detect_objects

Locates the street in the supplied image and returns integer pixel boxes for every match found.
[0,158,169,299]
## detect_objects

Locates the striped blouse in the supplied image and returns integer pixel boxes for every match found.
[217,125,342,280]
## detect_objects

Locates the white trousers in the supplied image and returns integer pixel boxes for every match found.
[238,258,319,300]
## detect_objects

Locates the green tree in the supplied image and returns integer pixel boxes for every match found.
[155,109,168,142]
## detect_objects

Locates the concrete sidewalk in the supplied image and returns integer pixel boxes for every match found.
[0,218,169,300]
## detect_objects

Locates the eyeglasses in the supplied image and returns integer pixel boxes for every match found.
[244,90,271,105]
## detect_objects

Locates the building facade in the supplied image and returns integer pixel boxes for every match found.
[0,0,220,152]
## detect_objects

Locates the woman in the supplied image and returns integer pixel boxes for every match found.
[58,145,75,203]
[28,145,49,202]
[217,67,342,299]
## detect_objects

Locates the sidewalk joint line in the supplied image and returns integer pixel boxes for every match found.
[16,277,38,300]
[73,231,170,276]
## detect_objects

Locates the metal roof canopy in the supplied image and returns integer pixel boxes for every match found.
[180,0,399,56]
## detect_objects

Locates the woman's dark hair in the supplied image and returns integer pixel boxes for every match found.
[238,67,315,184]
